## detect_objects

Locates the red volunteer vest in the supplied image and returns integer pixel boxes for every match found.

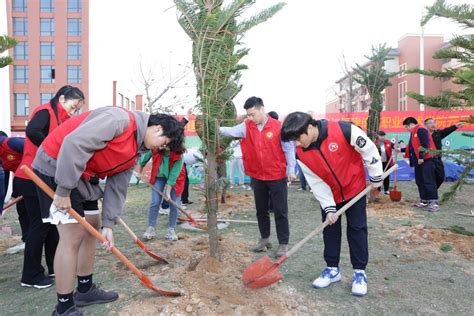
[149,150,185,196]
[42,110,138,180]
[240,118,287,181]
[297,121,366,204]
[15,103,69,179]
[0,138,23,172]
[404,125,437,160]
[379,139,394,166]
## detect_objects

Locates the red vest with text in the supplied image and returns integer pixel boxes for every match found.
[380,139,394,166]
[15,103,69,179]
[149,150,185,196]
[297,121,366,204]
[404,125,437,160]
[240,118,287,181]
[0,138,23,172]
[42,110,138,180]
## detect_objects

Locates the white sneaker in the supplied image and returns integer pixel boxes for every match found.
[159,207,170,215]
[230,185,235,189]
[352,270,368,296]
[165,228,178,241]
[143,226,156,240]
[312,267,342,288]
[6,242,25,254]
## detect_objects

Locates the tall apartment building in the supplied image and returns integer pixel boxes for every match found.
[6,0,89,131]
[325,34,456,113]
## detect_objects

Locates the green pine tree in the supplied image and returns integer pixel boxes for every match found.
[406,0,473,202]
[353,43,399,140]
[0,35,17,68]
[175,0,285,257]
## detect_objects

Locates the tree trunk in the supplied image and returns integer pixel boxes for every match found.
[367,96,382,141]
[206,151,219,258]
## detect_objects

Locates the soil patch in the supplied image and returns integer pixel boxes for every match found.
[0,233,21,256]
[367,196,414,219]
[120,234,319,315]
[390,224,474,260]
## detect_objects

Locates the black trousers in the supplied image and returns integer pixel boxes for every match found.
[321,197,368,270]
[381,162,390,192]
[17,177,58,283]
[181,163,190,203]
[252,177,289,245]
[434,158,445,189]
[414,158,438,202]
[13,177,29,242]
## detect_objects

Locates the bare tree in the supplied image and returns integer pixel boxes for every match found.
[133,58,194,114]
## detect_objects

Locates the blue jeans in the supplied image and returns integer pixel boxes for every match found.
[148,177,179,228]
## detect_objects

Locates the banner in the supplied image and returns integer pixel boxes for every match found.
[313,110,474,132]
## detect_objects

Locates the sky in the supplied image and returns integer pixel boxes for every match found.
[89,0,470,115]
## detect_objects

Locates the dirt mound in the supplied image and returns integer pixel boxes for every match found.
[0,232,21,256]
[367,197,414,218]
[390,224,474,260]
[120,235,319,315]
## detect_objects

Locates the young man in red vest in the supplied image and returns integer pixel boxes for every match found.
[403,117,439,212]
[281,112,383,297]
[220,97,296,257]
[0,132,28,252]
[32,106,184,316]
[375,130,395,194]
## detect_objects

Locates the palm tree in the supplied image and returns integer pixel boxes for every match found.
[0,35,17,68]
[174,0,285,257]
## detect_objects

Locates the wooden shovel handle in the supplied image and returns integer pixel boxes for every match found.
[20,166,145,279]
[117,217,138,241]
[286,164,399,258]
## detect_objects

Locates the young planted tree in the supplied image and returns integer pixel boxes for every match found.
[406,0,473,202]
[0,35,17,68]
[353,44,398,140]
[175,0,285,257]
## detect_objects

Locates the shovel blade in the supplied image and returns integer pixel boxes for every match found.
[136,239,169,264]
[242,255,284,289]
[389,190,402,201]
[140,275,181,296]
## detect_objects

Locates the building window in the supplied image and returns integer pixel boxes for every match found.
[40,42,55,60]
[398,81,407,111]
[12,0,27,12]
[67,42,82,60]
[40,0,54,12]
[14,42,28,60]
[125,97,130,109]
[40,18,55,36]
[41,65,54,83]
[68,0,82,12]
[67,65,81,83]
[68,18,82,36]
[14,93,29,116]
[13,18,28,36]
[398,63,407,78]
[41,93,54,105]
[131,101,136,110]
[119,94,124,107]
[14,65,28,83]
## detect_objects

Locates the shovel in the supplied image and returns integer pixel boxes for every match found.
[21,166,181,296]
[242,164,398,289]
[117,217,169,264]
[2,196,23,214]
[389,144,402,202]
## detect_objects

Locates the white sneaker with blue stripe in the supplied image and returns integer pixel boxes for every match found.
[352,270,368,296]
[312,267,342,288]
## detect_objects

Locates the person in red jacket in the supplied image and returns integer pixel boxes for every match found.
[32,106,184,316]
[220,97,296,257]
[281,112,383,297]
[403,117,439,212]
[16,86,85,290]
[375,130,395,194]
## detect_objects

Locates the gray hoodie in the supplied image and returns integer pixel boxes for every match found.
[33,106,150,228]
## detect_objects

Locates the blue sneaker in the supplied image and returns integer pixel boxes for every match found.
[352,270,368,296]
[312,267,342,288]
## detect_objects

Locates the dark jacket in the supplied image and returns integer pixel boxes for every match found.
[431,125,458,155]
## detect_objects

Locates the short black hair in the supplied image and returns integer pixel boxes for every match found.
[402,117,418,126]
[377,130,386,136]
[244,97,264,109]
[268,111,279,120]
[0,131,8,137]
[424,117,434,124]
[148,114,185,153]
[281,112,317,142]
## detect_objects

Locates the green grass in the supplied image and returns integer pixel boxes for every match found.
[448,225,474,236]
[440,243,453,252]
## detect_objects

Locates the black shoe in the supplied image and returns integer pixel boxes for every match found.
[52,305,83,316]
[73,284,118,307]
[21,276,54,289]
[182,201,193,205]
